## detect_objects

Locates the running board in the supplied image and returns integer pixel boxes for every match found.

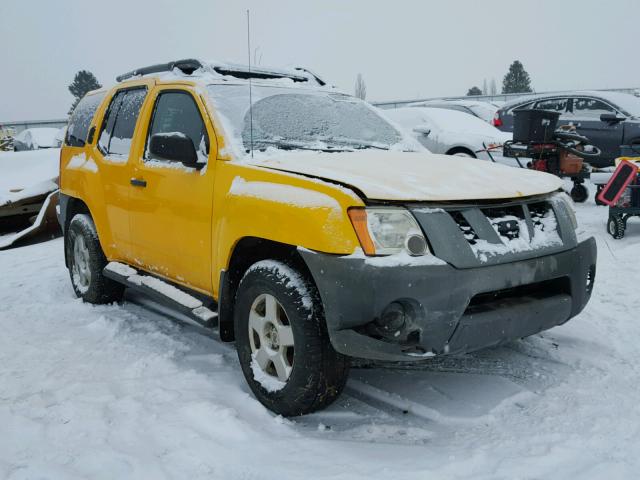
[103,262,218,328]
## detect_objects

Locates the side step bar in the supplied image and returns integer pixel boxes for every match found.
[103,262,218,328]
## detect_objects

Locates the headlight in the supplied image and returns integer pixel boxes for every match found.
[348,207,429,256]
[554,192,578,230]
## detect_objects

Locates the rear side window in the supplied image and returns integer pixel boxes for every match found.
[98,88,147,157]
[145,91,209,163]
[65,92,106,147]
[509,101,535,115]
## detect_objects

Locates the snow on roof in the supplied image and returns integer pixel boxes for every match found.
[116,58,332,91]
[386,107,503,137]
[501,90,640,116]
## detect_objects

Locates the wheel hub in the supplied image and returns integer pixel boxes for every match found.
[248,293,294,383]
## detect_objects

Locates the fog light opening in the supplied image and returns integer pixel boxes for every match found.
[406,234,427,256]
[375,301,407,335]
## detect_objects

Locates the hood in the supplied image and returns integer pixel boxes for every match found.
[246,151,562,201]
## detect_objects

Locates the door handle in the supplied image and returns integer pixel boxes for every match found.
[130,178,147,187]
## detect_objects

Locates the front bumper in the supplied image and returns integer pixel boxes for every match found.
[299,238,597,361]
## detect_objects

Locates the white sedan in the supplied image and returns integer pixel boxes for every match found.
[13,127,62,151]
[385,107,515,165]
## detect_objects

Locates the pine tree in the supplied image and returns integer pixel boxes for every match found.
[467,86,482,96]
[502,61,532,94]
[68,70,102,114]
[354,73,366,100]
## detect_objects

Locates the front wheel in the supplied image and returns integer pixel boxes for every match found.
[234,260,349,416]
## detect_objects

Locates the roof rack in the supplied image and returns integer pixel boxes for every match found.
[116,58,204,82]
[212,65,309,83]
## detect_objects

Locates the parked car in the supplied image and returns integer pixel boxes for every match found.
[385,106,513,162]
[409,99,500,123]
[58,59,596,417]
[493,91,640,167]
[13,127,62,151]
[0,148,60,248]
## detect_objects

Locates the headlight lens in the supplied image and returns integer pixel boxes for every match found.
[348,207,429,256]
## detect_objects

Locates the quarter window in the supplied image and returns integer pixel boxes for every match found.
[145,91,209,163]
[572,98,616,118]
[65,92,106,147]
[98,88,147,157]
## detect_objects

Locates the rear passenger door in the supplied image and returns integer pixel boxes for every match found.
[128,86,216,293]
[93,85,149,260]
[567,97,624,162]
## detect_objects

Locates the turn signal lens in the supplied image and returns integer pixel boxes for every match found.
[348,208,376,255]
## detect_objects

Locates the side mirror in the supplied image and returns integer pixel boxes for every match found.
[600,112,625,123]
[412,126,431,136]
[149,133,200,168]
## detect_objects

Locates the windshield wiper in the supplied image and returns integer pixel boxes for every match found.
[249,139,351,153]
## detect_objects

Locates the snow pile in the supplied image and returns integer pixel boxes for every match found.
[0,149,59,206]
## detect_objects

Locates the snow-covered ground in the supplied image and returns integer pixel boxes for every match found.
[1,188,640,479]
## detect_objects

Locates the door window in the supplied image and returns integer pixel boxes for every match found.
[66,92,106,147]
[145,91,209,164]
[571,98,616,118]
[509,101,535,115]
[534,98,569,113]
[98,88,147,157]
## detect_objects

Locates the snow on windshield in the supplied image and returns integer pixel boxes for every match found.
[206,84,404,156]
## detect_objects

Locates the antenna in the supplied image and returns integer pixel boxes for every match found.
[247,9,254,158]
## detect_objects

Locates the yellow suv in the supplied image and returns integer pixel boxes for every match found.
[59,59,597,416]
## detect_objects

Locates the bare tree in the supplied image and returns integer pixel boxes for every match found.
[482,79,488,96]
[354,73,366,100]
[490,78,498,95]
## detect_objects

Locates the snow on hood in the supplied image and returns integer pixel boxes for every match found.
[0,149,60,206]
[245,151,562,201]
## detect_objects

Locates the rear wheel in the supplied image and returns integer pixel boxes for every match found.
[66,214,124,303]
[234,260,349,416]
[570,184,589,203]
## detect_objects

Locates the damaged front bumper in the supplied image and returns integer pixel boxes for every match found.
[299,237,597,361]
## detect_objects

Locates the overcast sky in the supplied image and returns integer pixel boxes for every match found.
[2,0,639,121]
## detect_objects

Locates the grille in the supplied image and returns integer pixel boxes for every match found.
[450,211,479,245]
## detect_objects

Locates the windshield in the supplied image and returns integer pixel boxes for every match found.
[206,84,404,154]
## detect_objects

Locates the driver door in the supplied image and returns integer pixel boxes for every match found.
[128,86,217,293]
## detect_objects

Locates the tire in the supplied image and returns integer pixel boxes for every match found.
[65,214,124,303]
[447,147,476,158]
[607,215,625,240]
[234,260,350,416]
[570,184,589,203]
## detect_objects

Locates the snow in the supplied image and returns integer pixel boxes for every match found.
[251,352,286,392]
[248,150,562,201]
[245,259,313,311]
[0,149,59,206]
[66,153,98,173]
[346,249,447,267]
[229,176,342,213]
[2,184,640,478]
[15,127,60,149]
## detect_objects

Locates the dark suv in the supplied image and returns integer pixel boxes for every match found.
[493,91,640,167]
